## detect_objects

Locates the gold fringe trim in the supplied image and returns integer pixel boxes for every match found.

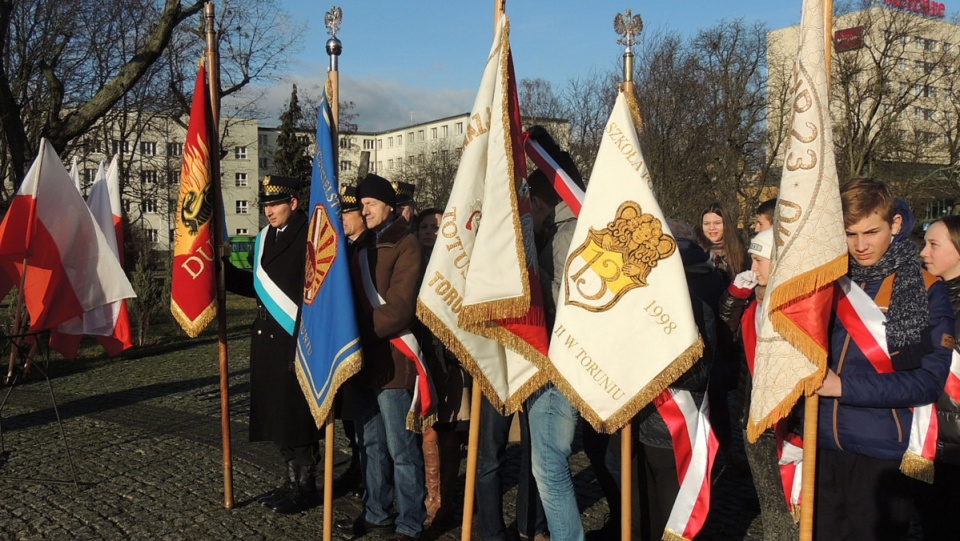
[540,336,704,434]
[170,299,216,338]
[623,90,645,136]
[661,527,691,541]
[295,350,363,429]
[407,411,438,433]
[459,296,532,326]
[790,503,801,524]
[417,299,549,415]
[768,255,848,314]
[745,257,847,442]
[900,451,934,484]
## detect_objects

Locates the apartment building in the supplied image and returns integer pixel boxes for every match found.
[767,2,960,222]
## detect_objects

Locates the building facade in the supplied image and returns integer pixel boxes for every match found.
[767,3,960,223]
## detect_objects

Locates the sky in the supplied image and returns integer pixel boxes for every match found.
[252,1,806,131]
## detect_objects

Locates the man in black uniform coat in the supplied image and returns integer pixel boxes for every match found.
[224,175,320,514]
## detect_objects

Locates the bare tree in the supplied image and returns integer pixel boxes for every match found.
[632,20,771,228]
[827,1,955,179]
[0,0,303,199]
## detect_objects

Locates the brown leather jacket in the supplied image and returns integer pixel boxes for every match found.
[350,217,422,390]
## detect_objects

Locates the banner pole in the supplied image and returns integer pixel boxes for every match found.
[204,1,234,510]
[461,5,506,539]
[461,379,483,541]
[799,2,832,539]
[620,422,632,541]
[321,9,343,540]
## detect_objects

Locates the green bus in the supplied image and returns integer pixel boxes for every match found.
[229,235,256,269]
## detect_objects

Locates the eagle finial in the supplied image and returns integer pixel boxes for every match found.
[325,6,343,38]
[614,9,644,50]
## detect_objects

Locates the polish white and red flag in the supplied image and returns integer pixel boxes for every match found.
[49,155,134,358]
[0,139,135,333]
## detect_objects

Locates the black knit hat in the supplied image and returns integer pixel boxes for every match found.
[339,184,361,213]
[392,181,416,206]
[260,175,300,204]
[357,173,397,209]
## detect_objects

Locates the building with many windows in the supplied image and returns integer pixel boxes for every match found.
[767,2,960,224]
[66,110,568,252]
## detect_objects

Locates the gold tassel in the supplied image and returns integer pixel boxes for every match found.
[900,451,934,484]
[661,528,691,541]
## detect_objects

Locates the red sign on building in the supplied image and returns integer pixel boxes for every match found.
[883,0,947,18]
[835,26,865,52]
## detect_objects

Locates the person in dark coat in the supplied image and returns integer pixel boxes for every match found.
[223,175,320,514]
[337,173,426,541]
[917,215,960,540]
[814,179,954,541]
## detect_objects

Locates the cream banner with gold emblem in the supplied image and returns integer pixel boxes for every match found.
[417,15,543,413]
[548,91,703,433]
[749,0,847,441]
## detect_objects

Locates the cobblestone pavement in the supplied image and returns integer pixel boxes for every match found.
[0,334,772,540]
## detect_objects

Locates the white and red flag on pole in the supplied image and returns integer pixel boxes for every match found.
[417,15,545,412]
[0,139,135,332]
[171,62,217,338]
[49,155,133,358]
[748,0,848,442]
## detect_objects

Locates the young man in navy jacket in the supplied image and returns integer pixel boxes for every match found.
[814,178,954,540]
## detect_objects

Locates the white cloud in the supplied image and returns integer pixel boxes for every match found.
[241,72,474,133]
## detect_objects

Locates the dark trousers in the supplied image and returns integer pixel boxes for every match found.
[582,420,620,521]
[634,444,679,541]
[475,395,546,541]
[815,448,916,541]
[917,461,960,541]
[280,443,318,466]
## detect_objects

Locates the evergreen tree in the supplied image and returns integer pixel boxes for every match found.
[273,84,312,184]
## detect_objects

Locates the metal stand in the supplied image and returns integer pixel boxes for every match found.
[0,332,81,488]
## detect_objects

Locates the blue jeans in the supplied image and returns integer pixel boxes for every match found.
[476,395,547,541]
[354,387,426,537]
[528,384,583,541]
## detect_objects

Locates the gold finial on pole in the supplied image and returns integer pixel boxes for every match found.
[614,8,643,92]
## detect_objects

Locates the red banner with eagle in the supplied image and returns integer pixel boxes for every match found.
[171,62,217,337]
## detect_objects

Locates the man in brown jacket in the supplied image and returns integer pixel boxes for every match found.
[337,173,425,541]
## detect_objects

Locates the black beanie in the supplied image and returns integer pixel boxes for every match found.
[357,173,397,209]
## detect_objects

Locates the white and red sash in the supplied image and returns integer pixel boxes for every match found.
[657,388,719,541]
[358,248,437,432]
[741,298,803,515]
[947,349,960,404]
[523,136,586,217]
[834,276,937,482]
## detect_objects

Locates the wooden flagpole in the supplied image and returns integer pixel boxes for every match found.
[799,1,833,539]
[461,4,507,540]
[322,9,343,540]
[617,12,638,539]
[204,1,234,510]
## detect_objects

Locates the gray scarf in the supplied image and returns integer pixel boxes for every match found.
[847,238,928,350]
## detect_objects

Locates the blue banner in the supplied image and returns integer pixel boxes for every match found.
[295,88,363,426]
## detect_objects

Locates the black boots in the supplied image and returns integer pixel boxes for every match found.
[264,462,319,514]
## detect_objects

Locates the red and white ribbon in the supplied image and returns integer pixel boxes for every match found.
[835,276,937,482]
[657,388,719,541]
[358,248,437,431]
[523,136,586,217]
[946,349,960,404]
